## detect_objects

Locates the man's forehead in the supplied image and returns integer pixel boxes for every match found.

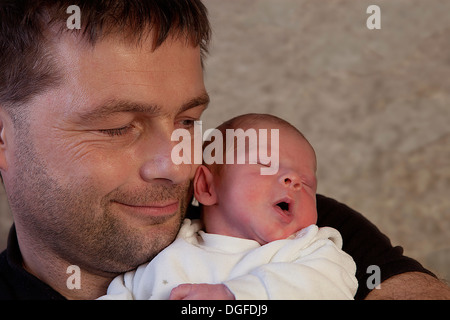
[54,31,202,71]
[48,31,206,115]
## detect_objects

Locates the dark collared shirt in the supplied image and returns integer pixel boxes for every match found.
[0,226,65,300]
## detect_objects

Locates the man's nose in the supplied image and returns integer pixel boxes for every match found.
[279,171,302,191]
[139,132,191,185]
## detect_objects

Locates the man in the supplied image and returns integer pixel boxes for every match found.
[0,0,448,300]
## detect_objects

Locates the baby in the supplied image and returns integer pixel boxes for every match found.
[99,113,358,300]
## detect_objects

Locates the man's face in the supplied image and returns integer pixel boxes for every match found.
[4,33,208,274]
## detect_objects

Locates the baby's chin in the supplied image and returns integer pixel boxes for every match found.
[255,231,298,245]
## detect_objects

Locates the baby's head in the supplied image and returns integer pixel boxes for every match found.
[194,113,318,245]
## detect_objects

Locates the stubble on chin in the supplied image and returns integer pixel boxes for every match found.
[9,134,192,275]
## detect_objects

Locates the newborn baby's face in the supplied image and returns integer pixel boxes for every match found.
[213,123,318,245]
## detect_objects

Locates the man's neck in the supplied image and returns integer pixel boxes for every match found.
[16,226,114,300]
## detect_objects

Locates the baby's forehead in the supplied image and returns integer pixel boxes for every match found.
[236,121,315,160]
[214,113,316,160]
[238,119,310,147]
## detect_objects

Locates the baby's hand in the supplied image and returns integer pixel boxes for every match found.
[169,283,235,300]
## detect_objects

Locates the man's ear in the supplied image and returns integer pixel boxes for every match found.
[193,165,218,206]
[0,109,9,172]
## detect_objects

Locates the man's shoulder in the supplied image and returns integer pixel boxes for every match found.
[0,249,15,299]
[315,194,436,300]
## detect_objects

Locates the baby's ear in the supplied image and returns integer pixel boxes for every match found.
[193,165,218,206]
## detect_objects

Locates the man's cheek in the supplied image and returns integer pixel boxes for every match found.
[50,143,135,187]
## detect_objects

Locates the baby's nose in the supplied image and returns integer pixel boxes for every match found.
[280,174,302,191]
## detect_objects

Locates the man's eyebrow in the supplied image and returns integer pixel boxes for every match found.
[77,100,160,123]
[177,92,210,114]
[78,92,210,123]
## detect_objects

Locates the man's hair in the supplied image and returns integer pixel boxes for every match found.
[0,0,211,107]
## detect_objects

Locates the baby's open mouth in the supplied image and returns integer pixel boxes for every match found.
[273,197,294,223]
[276,201,290,212]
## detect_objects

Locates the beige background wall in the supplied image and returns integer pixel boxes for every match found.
[1,0,449,283]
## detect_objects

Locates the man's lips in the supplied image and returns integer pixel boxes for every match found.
[113,200,179,217]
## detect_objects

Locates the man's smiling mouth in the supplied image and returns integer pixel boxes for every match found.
[113,200,179,219]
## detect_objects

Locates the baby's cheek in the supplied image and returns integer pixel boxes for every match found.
[233,183,260,203]
[304,210,318,228]
[300,194,318,227]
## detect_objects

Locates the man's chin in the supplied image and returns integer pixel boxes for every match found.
[110,210,185,271]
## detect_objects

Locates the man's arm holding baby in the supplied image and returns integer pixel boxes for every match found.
[365,272,450,300]
[169,272,450,300]
[315,194,450,299]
